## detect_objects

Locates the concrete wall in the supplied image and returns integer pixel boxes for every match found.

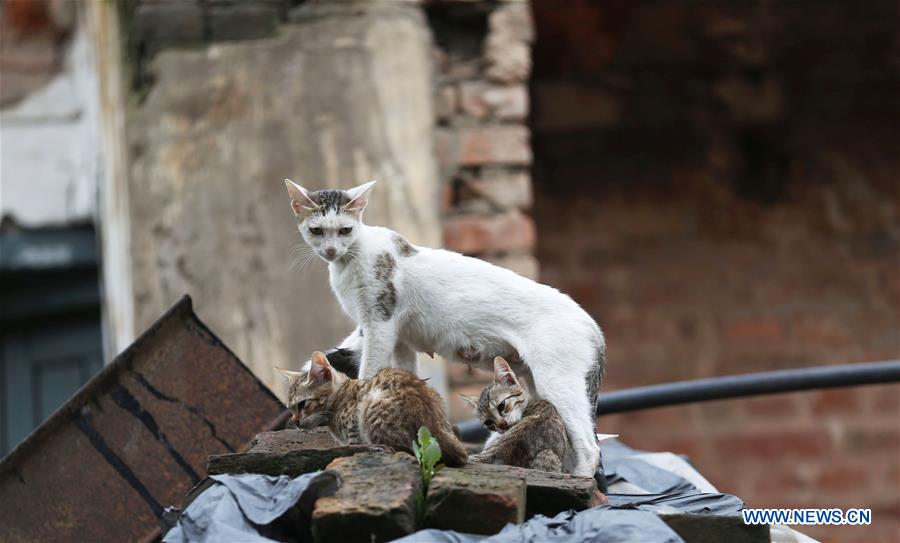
[124,2,441,393]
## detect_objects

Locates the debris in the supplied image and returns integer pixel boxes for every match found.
[208,428,388,477]
[424,465,526,534]
[463,462,602,519]
[313,452,422,543]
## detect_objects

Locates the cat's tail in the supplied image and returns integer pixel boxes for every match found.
[434,426,468,467]
[585,332,607,413]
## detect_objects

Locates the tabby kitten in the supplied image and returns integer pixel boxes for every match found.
[466,357,569,472]
[278,351,467,466]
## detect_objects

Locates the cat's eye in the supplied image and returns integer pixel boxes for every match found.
[338,227,353,236]
[498,400,507,413]
[296,400,307,411]
[484,420,496,430]
[309,227,323,236]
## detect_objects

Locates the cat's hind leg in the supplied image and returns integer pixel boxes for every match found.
[529,450,562,472]
[527,360,600,477]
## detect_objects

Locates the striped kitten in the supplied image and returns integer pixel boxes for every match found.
[278,351,467,466]
[466,357,569,472]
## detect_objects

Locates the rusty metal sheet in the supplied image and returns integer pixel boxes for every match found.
[0,295,286,542]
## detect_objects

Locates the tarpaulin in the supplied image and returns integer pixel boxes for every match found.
[163,471,338,543]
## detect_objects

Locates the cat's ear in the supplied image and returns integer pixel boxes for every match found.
[275,366,304,381]
[307,351,333,383]
[458,394,479,409]
[493,356,519,386]
[285,179,320,218]
[343,180,376,215]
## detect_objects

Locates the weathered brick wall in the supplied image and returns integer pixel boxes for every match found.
[531,1,899,542]
[427,0,538,420]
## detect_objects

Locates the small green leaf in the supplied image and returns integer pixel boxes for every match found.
[417,426,433,446]
[424,440,441,467]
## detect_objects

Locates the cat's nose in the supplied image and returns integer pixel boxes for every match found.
[325,247,337,258]
[497,421,509,431]
[291,413,300,427]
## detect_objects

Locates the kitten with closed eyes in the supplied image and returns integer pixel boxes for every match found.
[278,351,467,467]
[465,357,569,473]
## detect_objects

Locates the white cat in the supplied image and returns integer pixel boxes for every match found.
[284,179,606,476]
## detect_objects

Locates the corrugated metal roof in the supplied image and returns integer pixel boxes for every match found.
[0,295,286,541]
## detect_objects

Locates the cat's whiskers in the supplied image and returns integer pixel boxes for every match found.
[290,247,318,272]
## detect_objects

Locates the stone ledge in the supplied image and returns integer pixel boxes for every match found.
[313,452,422,543]
[208,428,388,477]
[464,462,604,518]
[249,427,340,453]
[424,466,526,534]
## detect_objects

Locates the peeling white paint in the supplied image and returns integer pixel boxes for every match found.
[0,28,101,227]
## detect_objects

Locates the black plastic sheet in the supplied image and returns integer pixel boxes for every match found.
[396,508,685,543]
[163,472,337,543]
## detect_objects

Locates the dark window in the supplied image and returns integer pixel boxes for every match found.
[0,225,103,456]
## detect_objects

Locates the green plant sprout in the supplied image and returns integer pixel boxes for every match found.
[412,426,444,488]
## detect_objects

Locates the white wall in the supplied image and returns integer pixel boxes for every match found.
[0,28,101,228]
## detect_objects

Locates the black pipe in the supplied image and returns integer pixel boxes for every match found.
[456,360,900,443]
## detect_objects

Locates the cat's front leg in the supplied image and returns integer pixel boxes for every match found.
[345,427,362,445]
[359,320,399,379]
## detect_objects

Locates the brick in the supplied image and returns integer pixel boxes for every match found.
[438,126,532,169]
[871,385,900,413]
[485,36,531,83]
[811,389,859,415]
[483,4,533,84]
[209,2,282,42]
[249,428,339,453]
[844,427,900,454]
[488,3,535,43]
[207,428,389,477]
[458,126,532,166]
[463,170,533,210]
[815,464,869,491]
[459,82,528,120]
[312,453,421,543]
[742,396,801,418]
[440,180,456,213]
[423,465,525,534]
[484,253,539,280]
[724,318,783,341]
[463,463,602,519]
[715,430,831,459]
[443,211,536,255]
[435,84,457,121]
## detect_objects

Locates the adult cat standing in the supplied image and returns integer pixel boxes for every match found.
[283,179,606,476]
